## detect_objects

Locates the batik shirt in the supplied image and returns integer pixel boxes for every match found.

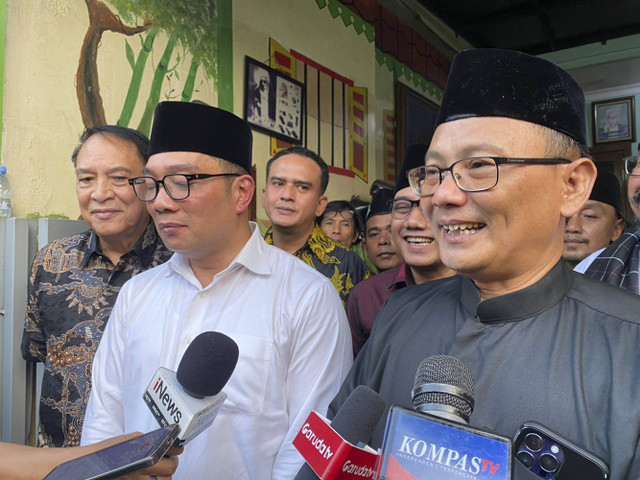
[264,224,370,303]
[21,222,172,447]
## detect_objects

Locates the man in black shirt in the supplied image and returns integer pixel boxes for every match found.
[329,49,640,480]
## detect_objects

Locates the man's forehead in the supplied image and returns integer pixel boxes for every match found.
[428,117,536,160]
[394,187,418,201]
[582,200,615,213]
[269,154,321,181]
[367,213,392,228]
[145,151,219,173]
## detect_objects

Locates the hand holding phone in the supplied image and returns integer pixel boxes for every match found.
[43,424,180,480]
[513,422,608,480]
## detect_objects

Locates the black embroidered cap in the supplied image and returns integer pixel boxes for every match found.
[149,101,253,172]
[366,187,394,221]
[395,143,430,194]
[436,48,586,146]
[590,169,622,214]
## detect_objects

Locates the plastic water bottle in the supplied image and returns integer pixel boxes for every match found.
[0,165,11,218]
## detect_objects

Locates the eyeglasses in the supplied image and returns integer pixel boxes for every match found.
[387,198,421,218]
[623,155,640,176]
[407,157,571,197]
[128,173,240,202]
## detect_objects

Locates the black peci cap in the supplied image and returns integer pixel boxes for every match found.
[366,187,394,222]
[436,48,586,146]
[590,169,622,214]
[149,102,253,172]
[395,143,430,194]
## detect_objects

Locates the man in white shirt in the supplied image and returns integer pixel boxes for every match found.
[81,102,353,479]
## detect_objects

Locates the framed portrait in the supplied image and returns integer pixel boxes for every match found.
[396,82,439,177]
[592,96,635,144]
[244,56,305,144]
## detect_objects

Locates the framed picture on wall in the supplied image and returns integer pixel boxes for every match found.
[396,82,439,176]
[592,96,635,144]
[243,56,305,144]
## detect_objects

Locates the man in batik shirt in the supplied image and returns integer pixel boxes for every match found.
[21,126,172,447]
[262,146,369,303]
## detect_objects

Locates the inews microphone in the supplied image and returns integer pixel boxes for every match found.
[143,331,239,446]
[411,354,475,424]
[377,355,513,479]
[293,385,386,479]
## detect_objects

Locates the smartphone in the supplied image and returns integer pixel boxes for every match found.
[43,424,180,480]
[513,422,608,479]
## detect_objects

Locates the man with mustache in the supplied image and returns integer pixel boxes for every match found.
[362,187,402,274]
[562,169,625,269]
[329,49,640,479]
[580,151,640,294]
[262,146,369,303]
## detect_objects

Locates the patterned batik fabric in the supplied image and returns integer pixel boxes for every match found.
[21,222,173,447]
[264,224,370,304]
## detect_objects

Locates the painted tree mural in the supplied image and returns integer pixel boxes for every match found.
[77,0,218,135]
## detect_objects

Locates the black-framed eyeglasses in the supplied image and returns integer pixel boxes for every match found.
[623,155,640,176]
[387,198,421,218]
[128,173,240,202]
[407,157,571,197]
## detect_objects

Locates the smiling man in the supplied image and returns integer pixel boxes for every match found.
[346,144,454,356]
[80,103,352,479]
[21,126,172,447]
[262,146,369,303]
[329,49,640,480]
[562,169,625,268]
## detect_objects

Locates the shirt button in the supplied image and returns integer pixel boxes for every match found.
[186,336,194,344]
[199,292,206,298]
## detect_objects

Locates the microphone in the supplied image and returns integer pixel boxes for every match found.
[377,355,513,479]
[143,331,239,446]
[411,354,475,424]
[293,385,386,479]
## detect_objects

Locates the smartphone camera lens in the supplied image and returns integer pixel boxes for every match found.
[540,453,559,473]
[517,451,535,468]
[525,433,543,451]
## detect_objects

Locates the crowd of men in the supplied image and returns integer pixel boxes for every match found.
[12,47,640,480]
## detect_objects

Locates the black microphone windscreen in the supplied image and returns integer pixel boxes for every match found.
[329,384,386,445]
[176,331,239,398]
[412,355,474,423]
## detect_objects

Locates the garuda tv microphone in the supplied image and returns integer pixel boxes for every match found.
[377,355,513,480]
[293,385,386,480]
[143,331,239,446]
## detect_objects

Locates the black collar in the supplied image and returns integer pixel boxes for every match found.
[460,260,573,324]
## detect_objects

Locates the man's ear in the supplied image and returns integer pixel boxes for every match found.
[560,158,597,219]
[612,217,626,242]
[315,195,328,217]
[234,175,255,215]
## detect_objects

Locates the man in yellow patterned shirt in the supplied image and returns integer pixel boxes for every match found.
[262,147,370,303]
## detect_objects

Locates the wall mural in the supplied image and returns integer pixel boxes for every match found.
[78,0,218,135]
